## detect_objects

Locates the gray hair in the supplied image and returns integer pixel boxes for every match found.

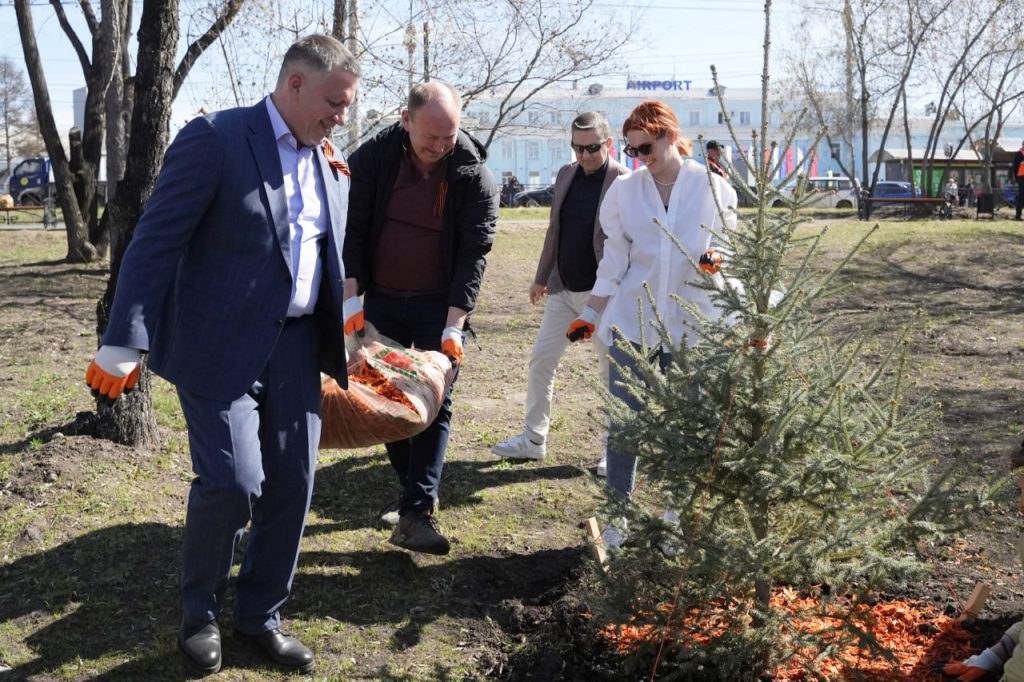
[408,81,462,115]
[278,34,360,82]
[572,111,611,140]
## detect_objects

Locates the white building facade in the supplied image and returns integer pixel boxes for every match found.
[461,80,846,191]
[455,78,1024,195]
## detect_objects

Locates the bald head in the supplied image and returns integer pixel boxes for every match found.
[402,82,462,171]
[407,82,462,118]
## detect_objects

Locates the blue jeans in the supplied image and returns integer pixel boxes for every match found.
[364,291,460,515]
[606,336,671,498]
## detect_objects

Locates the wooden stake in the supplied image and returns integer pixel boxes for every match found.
[957,583,991,622]
[585,517,608,572]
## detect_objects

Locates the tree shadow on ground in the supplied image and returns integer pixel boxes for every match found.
[290,546,593,673]
[293,546,584,627]
[0,521,592,680]
[310,453,587,532]
[830,229,1024,319]
[0,522,193,680]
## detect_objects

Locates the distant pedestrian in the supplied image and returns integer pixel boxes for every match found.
[944,177,958,206]
[706,140,727,178]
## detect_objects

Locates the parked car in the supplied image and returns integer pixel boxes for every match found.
[869,181,917,198]
[512,185,555,208]
[772,176,857,209]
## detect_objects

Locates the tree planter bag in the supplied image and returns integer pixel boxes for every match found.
[320,323,456,449]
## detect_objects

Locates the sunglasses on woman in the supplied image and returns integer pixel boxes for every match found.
[622,141,656,158]
[570,142,604,154]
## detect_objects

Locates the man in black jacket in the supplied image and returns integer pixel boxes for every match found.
[343,81,498,555]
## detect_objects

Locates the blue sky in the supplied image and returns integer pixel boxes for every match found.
[0,0,800,135]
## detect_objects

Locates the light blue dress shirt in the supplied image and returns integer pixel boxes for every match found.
[265,96,329,317]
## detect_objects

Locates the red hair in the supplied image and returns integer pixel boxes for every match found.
[622,100,692,157]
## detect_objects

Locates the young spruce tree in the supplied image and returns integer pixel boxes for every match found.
[595,3,963,679]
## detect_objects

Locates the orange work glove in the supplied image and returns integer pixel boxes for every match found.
[343,296,365,336]
[942,648,1004,681]
[441,326,464,366]
[699,248,723,274]
[566,306,599,342]
[86,345,142,402]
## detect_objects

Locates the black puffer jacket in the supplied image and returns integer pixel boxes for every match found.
[343,122,498,313]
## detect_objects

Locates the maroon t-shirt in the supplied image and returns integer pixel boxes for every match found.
[371,151,448,295]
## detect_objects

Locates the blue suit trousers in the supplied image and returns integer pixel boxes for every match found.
[176,315,321,636]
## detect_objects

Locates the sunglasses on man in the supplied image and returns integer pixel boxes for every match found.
[570,142,605,154]
[622,141,656,158]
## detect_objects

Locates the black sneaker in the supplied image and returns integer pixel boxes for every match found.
[388,509,450,555]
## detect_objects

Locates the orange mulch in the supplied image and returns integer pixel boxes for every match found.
[349,361,416,412]
[599,588,977,680]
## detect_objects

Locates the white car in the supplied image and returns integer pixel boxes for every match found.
[773,176,857,209]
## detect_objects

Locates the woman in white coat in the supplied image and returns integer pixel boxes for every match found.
[567,100,737,510]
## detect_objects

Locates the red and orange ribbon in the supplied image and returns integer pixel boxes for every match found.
[321,139,350,177]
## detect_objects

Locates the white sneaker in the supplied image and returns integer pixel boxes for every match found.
[491,433,546,460]
[596,455,607,477]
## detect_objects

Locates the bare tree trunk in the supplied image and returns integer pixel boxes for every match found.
[104,0,133,207]
[842,0,856,185]
[92,362,159,446]
[91,0,242,447]
[404,21,415,94]
[423,21,430,82]
[332,0,346,42]
[94,0,182,448]
[901,91,914,192]
[13,0,95,262]
[347,0,360,149]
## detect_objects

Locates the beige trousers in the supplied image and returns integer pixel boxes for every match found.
[523,288,609,447]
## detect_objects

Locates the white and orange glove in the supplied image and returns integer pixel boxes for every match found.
[343,296,364,336]
[86,345,142,402]
[942,648,1006,681]
[441,326,464,366]
[566,306,599,342]
[699,248,723,274]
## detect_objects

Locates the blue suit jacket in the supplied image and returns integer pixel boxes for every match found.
[102,100,349,401]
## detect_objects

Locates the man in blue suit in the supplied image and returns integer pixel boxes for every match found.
[84,34,359,675]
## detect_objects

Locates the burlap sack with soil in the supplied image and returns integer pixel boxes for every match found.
[320,324,456,449]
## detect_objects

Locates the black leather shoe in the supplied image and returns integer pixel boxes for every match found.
[235,628,314,673]
[178,621,221,674]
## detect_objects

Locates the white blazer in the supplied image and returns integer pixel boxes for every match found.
[592,158,737,348]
